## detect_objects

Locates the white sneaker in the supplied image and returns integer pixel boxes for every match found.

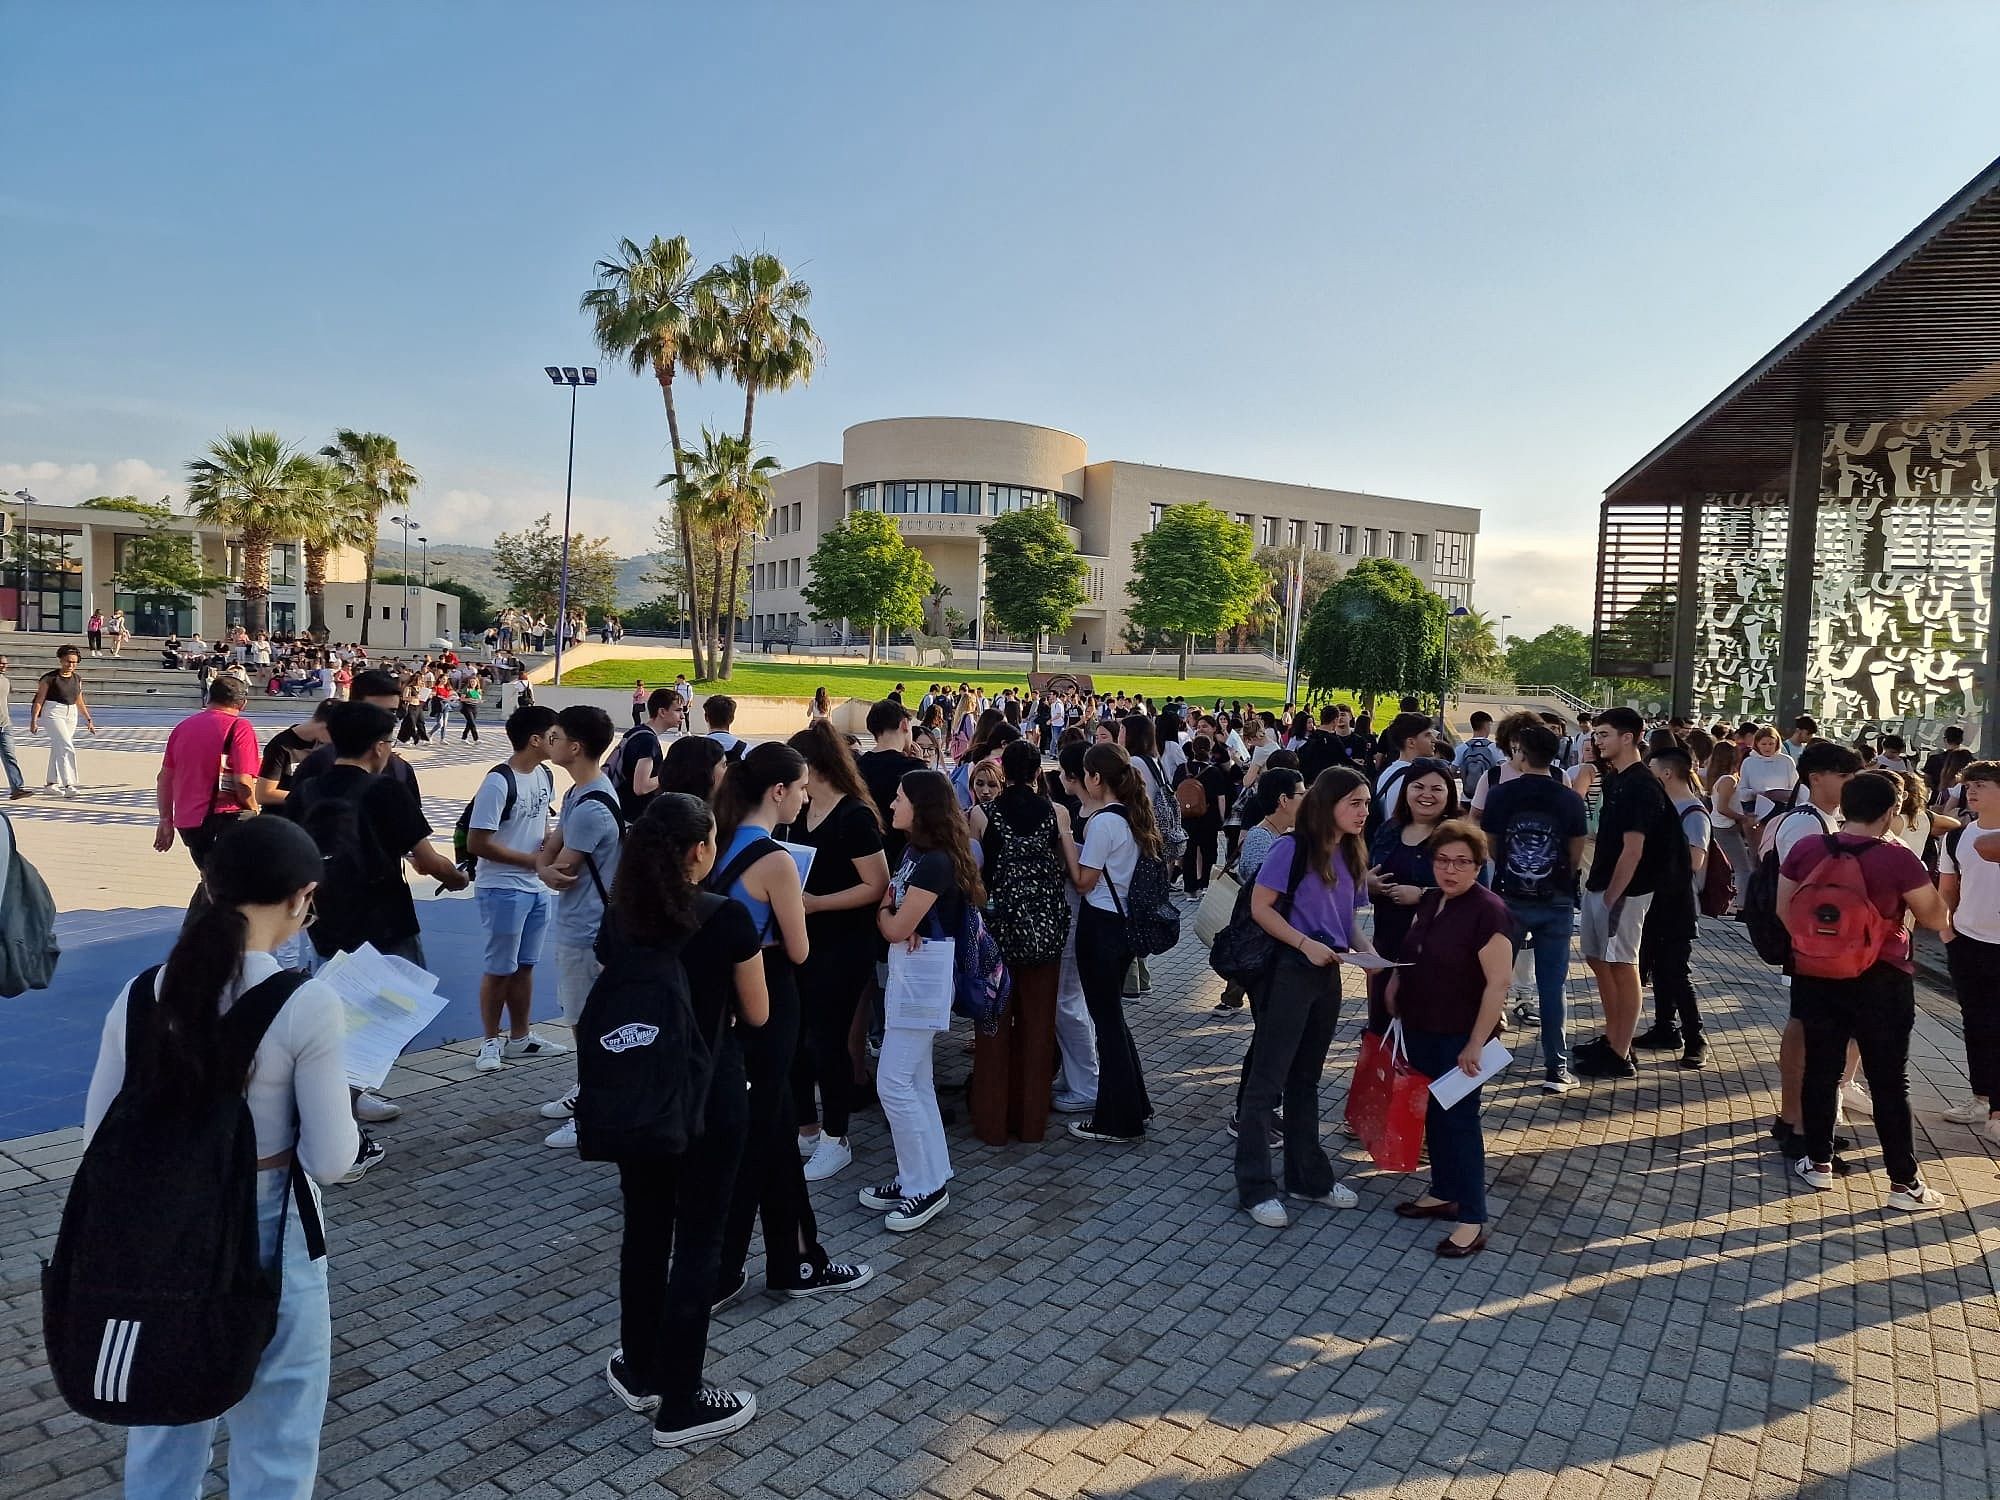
[353,1090,402,1123]
[1942,1095,1991,1124]
[1288,1181,1360,1209]
[1887,1179,1945,1211]
[1794,1156,1835,1190]
[1248,1199,1289,1228]
[796,1130,823,1161]
[1840,1079,1873,1119]
[803,1136,852,1181]
[1982,1117,2000,1147]
[475,1037,504,1072]
[544,1119,577,1149]
[1050,1093,1096,1115]
[504,1030,569,1059]
[539,1083,579,1120]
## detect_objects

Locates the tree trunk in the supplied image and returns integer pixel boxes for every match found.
[656,361,705,679]
[305,543,328,638]
[1031,633,1041,675]
[742,385,757,448]
[867,619,878,666]
[359,543,377,644]
[720,532,746,679]
[705,533,727,679]
[1178,633,1190,681]
[242,536,272,637]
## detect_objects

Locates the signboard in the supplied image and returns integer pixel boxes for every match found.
[1029,672,1094,696]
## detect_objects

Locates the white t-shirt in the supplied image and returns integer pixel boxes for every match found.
[1160,740,1186,784]
[1766,800,1840,861]
[1738,751,1800,821]
[470,762,556,891]
[1080,806,1139,914]
[708,730,743,757]
[1940,821,2000,942]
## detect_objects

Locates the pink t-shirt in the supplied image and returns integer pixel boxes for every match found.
[162,708,260,829]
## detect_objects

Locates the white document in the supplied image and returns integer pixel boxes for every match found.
[1338,951,1410,972]
[1428,1037,1513,1108]
[884,938,955,1031]
[318,944,450,1091]
[777,839,816,887]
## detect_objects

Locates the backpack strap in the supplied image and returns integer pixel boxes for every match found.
[222,968,329,1261]
[705,835,783,942]
[122,965,165,1085]
[574,787,626,905]
[486,763,519,823]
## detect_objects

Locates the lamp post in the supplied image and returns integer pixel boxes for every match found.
[1500,613,1511,648]
[419,535,429,591]
[389,514,421,647]
[543,364,598,686]
[1441,602,1471,713]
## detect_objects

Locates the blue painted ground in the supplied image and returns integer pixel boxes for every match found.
[0,897,558,1139]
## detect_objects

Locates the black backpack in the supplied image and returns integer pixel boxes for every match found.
[573,895,730,1160]
[452,763,548,878]
[1743,803,1830,965]
[604,727,656,821]
[1209,836,1310,988]
[981,801,1071,967]
[293,777,390,959]
[42,966,324,1426]
[1097,804,1182,957]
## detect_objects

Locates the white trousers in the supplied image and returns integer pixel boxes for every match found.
[1054,921,1100,1102]
[877,1025,952,1197]
[43,702,78,789]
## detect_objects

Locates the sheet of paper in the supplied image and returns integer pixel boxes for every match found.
[1338,951,1409,972]
[777,839,816,887]
[884,938,955,1031]
[318,944,449,1090]
[1428,1037,1513,1109]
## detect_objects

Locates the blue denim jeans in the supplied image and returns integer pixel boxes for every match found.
[124,1169,331,1500]
[1401,1025,1488,1225]
[1506,898,1575,1074]
[0,721,23,793]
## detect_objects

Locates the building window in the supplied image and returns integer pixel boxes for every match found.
[1233,512,1252,530]
[1363,528,1379,556]
[1313,522,1331,552]
[345,604,355,619]
[272,543,297,586]
[792,558,801,587]
[988,485,1079,522]
[1259,516,1278,546]
[847,484,877,513]
[1410,532,1426,567]
[1434,530,1470,575]
[1339,525,1356,555]
[1149,503,1166,532]
[1286,519,1304,548]
[791,503,801,531]
[1385,531,1402,561]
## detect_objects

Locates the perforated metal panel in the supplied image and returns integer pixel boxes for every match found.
[1592,503,1681,678]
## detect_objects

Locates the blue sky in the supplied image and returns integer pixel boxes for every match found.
[5,1,2000,636]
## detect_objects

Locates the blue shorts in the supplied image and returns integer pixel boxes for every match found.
[476,886,550,976]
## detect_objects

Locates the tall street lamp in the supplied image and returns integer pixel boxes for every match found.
[389,514,421,647]
[1441,602,1471,713]
[544,364,597,685]
[418,534,430,591]
[1500,613,1512,649]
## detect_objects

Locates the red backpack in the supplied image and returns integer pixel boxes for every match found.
[1783,835,1896,979]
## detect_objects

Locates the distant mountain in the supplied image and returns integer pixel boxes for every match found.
[415,542,668,606]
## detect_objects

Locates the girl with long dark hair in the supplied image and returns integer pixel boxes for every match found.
[659,735,726,800]
[601,794,774,1446]
[1237,765,1376,1227]
[83,817,356,1493]
[869,769,985,1230]
[783,722,890,1183]
[1365,758,1463,1033]
[709,744,872,1309]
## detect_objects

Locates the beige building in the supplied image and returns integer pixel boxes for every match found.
[753,418,1479,657]
[0,496,460,643]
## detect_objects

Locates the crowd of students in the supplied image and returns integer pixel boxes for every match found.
[66,667,2000,1486]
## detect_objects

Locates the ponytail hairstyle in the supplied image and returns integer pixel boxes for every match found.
[612,793,713,943]
[659,734,725,799]
[145,817,323,1108]
[1082,741,1163,860]
[897,769,986,906]
[1119,713,1158,761]
[712,741,807,850]
[1293,765,1368,886]
[788,719,881,827]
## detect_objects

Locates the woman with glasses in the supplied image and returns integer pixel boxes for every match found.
[1384,819,1514,1258]
[1365,758,1466,1035]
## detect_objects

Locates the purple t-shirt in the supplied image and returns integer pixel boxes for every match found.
[1255,833,1358,947]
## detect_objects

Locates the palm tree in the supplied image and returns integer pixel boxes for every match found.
[699,251,821,675]
[664,431,779,674]
[317,430,419,645]
[184,431,317,636]
[1452,606,1504,675]
[293,460,375,638]
[582,235,713,676]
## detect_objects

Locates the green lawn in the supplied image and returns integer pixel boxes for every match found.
[558,655,1304,707]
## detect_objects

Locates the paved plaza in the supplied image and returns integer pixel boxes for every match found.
[1,711,1999,1498]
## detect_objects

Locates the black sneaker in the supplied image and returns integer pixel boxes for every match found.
[709,1270,749,1314]
[776,1260,874,1297]
[857,1180,903,1212]
[1067,1120,1143,1143]
[885,1187,950,1233]
[1224,1117,1284,1148]
[1572,1044,1636,1079]
[606,1351,661,1413]
[1632,1023,1683,1051]
[338,1130,386,1185]
[1680,1037,1708,1069]
[652,1386,757,1448]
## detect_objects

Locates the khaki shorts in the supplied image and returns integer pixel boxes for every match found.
[1579,889,1651,965]
[555,942,603,1026]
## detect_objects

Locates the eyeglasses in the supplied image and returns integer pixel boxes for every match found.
[1431,855,1480,870]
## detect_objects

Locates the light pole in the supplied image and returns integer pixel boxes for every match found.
[419,535,430,591]
[1441,602,1471,713]
[389,514,421,647]
[543,365,597,685]
[1500,613,1511,648]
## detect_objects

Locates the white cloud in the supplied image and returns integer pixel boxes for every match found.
[0,458,182,507]
[1475,528,1599,640]
[422,485,665,558]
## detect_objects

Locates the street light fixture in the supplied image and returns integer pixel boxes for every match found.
[1500,613,1512,649]
[1441,602,1471,713]
[544,364,597,685]
[389,514,421,646]
[418,535,430,591]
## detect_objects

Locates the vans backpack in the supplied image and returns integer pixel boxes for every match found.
[41,966,324,1426]
[0,816,59,995]
[1174,768,1210,821]
[981,802,1070,967]
[1139,756,1187,859]
[1784,834,1896,980]
[573,896,729,1159]
[1098,804,1183,957]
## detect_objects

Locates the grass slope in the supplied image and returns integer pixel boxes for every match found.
[559,656,1309,707]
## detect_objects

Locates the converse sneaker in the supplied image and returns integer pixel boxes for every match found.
[651,1387,757,1448]
[857,1180,903,1212]
[474,1037,504,1072]
[1247,1198,1289,1228]
[1941,1095,1992,1125]
[353,1090,402,1123]
[338,1130,386,1185]
[884,1187,950,1232]
[1887,1179,1945,1211]
[1794,1156,1835,1190]
[504,1030,570,1059]
[606,1350,661,1413]
[1067,1120,1142,1143]
[776,1260,873,1298]
[544,1119,577,1149]
[795,1129,823,1161]
[709,1271,749,1314]
[1287,1181,1359,1209]
[539,1083,580,1120]
[802,1135,852,1182]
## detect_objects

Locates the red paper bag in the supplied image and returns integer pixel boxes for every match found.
[1349,1021,1432,1174]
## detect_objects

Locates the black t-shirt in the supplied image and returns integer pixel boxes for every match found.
[895,847,966,939]
[1484,772,1590,903]
[1588,759,1675,896]
[612,725,664,819]
[38,670,81,706]
[857,748,925,861]
[260,727,316,801]
[291,763,434,944]
[293,740,421,801]
[785,794,885,943]
[678,896,763,1038]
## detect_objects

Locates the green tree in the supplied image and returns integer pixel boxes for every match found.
[318,429,419,646]
[376,572,497,631]
[80,495,173,519]
[1448,606,1505,682]
[184,430,317,635]
[645,507,746,654]
[801,511,934,664]
[108,518,230,614]
[980,503,1088,672]
[618,597,683,631]
[1124,503,1264,679]
[582,234,714,677]
[1228,544,1343,653]
[490,512,622,617]
[1296,557,1445,713]
[697,251,821,676]
[1505,624,1594,696]
[661,430,778,678]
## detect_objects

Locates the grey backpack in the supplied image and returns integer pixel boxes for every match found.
[0,817,58,996]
